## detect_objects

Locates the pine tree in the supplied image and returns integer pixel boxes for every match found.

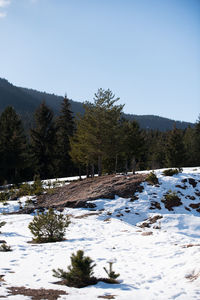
[149,130,167,170]
[194,115,200,165]
[165,125,186,168]
[122,119,144,174]
[70,89,124,176]
[53,250,96,287]
[30,102,56,179]
[183,126,196,166]
[0,106,27,183]
[55,96,74,177]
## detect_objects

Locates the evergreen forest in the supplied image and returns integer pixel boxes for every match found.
[0,88,199,185]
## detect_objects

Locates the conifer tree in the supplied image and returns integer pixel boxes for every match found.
[0,106,27,183]
[121,119,144,174]
[183,126,196,166]
[193,115,200,165]
[165,125,186,168]
[55,96,74,177]
[149,130,167,169]
[70,89,124,176]
[30,102,56,179]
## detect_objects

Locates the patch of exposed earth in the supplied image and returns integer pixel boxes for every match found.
[35,174,147,209]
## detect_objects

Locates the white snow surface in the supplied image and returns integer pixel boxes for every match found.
[0,167,200,299]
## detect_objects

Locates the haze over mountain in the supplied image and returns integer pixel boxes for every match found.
[0,78,194,131]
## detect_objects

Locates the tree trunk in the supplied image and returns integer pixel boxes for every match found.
[115,154,118,174]
[132,156,136,175]
[86,164,89,178]
[98,155,102,176]
[91,164,94,178]
[125,158,128,174]
[79,165,82,180]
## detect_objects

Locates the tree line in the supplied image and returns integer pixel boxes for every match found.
[0,88,199,185]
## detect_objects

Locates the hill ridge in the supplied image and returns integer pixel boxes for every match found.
[0,77,194,131]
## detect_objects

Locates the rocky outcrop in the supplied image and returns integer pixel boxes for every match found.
[36,174,147,209]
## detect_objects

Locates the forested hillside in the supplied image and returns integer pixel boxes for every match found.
[0,87,199,185]
[0,78,194,131]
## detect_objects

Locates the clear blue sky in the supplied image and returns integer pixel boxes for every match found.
[0,0,199,122]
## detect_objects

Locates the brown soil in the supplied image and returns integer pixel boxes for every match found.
[161,194,182,211]
[149,201,161,210]
[7,287,68,300]
[185,272,200,282]
[182,244,200,248]
[188,178,197,188]
[189,203,200,209]
[35,174,147,209]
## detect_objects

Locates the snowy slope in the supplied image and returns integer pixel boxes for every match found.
[0,167,200,300]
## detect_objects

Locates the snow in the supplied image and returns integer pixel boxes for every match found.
[0,167,200,299]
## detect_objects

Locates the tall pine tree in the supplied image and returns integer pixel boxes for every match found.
[194,115,200,165]
[55,96,74,177]
[30,102,56,179]
[70,89,124,176]
[0,106,27,184]
[165,125,186,168]
[121,119,144,174]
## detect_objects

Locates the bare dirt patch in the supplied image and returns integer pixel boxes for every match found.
[7,287,68,300]
[189,203,200,209]
[185,272,200,282]
[182,244,200,248]
[188,178,197,188]
[35,174,147,209]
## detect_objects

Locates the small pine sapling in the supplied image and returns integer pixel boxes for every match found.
[103,260,120,283]
[28,208,70,243]
[32,175,43,195]
[53,250,97,288]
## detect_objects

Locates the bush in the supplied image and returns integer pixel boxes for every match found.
[32,175,43,195]
[0,192,10,202]
[17,183,33,197]
[16,175,44,198]
[161,191,182,211]
[53,250,97,288]
[0,243,12,252]
[162,168,181,176]
[28,208,70,243]
[145,172,159,185]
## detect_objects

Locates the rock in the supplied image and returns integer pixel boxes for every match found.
[36,174,147,209]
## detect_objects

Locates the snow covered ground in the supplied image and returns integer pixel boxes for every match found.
[0,167,200,299]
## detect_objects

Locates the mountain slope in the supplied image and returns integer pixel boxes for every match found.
[0,78,194,131]
[0,167,200,299]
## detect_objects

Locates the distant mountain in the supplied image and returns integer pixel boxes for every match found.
[125,114,194,131]
[0,78,194,131]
